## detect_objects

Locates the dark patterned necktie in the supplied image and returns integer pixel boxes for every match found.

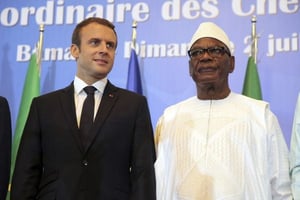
[80,86,96,148]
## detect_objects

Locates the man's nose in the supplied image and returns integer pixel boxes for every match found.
[97,42,109,53]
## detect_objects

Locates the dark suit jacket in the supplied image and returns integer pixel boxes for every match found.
[0,96,11,200]
[11,81,156,200]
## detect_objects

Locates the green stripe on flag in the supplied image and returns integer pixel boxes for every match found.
[242,56,262,100]
[6,53,40,200]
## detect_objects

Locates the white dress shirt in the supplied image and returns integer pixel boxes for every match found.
[73,76,107,126]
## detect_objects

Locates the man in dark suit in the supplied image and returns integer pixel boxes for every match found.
[11,17,156,200]
[0,96,11,200]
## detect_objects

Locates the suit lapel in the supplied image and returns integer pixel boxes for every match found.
[84,81,118,153]
[60,82,85,153]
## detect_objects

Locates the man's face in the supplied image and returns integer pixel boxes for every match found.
[71,22,117,84]
[188,37,234,88]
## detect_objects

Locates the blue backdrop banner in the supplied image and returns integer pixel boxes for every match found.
[1,0,299,145]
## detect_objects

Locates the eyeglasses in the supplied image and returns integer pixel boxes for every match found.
[188,46,231,59]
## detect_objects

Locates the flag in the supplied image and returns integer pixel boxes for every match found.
[242,56,262,100]
[6,53,40,200]
[126,48,143,94]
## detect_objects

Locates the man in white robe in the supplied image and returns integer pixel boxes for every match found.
[154,22,292,200]
[290,92,300,199]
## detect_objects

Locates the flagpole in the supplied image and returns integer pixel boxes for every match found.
[37,24,44,73]
[126,20,142,94]
[131,21,137,50]
[242,16,262,100]
[251,16,257,64]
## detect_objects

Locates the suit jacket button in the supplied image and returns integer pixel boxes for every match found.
[82,160,88,166]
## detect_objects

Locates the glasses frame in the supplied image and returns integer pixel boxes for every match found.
[188,46,231,59]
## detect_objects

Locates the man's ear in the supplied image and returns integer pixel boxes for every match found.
[70,44,79,60]
[229,56,235,73]
[189,60,193,76]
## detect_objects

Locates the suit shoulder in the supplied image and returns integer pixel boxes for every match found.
[0,96,8,104]
[0,96,10,112]
[108,85,146,100]
[119,88,144,97]
[34,84,73,101]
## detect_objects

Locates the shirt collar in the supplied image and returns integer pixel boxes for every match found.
[74,76,107,95]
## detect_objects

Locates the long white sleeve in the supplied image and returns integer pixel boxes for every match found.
[290,93,300,200]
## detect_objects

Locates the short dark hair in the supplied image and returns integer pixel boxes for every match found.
[71,17,118,48]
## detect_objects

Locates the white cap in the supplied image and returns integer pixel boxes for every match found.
[189,22,232,55]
